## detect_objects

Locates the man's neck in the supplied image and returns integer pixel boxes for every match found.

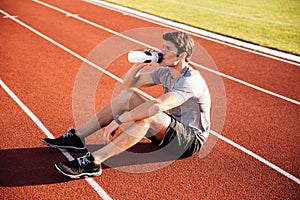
[168,60,187,78]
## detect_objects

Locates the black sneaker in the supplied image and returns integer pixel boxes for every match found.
[42,128,85,151]
[55,152,102,179]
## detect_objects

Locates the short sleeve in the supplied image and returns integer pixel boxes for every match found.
[150,67,168,84]
[172,78,195,104]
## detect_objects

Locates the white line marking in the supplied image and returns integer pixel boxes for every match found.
[210,130,300,184]
[1,80,54,139]
[66,13,79,17]
[0,79,112,200]
[84,0,300,64]
[0,10,299,184]
[192,62,300,106]
[3,15,17,18]
[32,0,154,49]
[32,0,300,105]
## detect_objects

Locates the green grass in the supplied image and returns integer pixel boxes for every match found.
[103,0,300,55]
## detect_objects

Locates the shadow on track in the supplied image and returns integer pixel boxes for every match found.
[0,143,182,186]
[87,142,184,173]
[0,147,70,186]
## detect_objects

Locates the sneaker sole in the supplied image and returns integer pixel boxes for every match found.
[55,163,102,179]
[42,140,86,151]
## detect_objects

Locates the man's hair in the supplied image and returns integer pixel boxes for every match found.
[163,31,195,62]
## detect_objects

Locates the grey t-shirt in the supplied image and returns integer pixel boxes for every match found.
[150,66,211,144]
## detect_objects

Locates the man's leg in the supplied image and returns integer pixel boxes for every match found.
[42,89,147,150]
[92,112,172,164]
[76,89,146,140]
[54,111,172,178]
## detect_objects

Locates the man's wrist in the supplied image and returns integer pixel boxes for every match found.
[114,114,122,125]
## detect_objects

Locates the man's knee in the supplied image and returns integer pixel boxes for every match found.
[147,113,172,140]
[119,89,146,109]
[117,89,131,100]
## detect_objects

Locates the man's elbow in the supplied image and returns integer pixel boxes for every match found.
[149,99,165,115]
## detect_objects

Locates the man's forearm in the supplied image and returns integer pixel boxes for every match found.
[118,100,162,123]
[117,92,181,124]
[122,63,146,87]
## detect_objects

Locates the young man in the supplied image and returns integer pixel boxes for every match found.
[42,31,211,179]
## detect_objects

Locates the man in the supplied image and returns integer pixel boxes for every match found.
[42,31,211,179]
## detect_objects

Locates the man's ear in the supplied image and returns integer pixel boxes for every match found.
[178,52,187,60]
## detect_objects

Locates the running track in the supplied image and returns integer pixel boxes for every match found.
[0,0,299,199]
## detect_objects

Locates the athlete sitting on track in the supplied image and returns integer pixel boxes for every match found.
[42,31,211,178]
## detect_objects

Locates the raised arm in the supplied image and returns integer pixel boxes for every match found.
[122,63,155,88]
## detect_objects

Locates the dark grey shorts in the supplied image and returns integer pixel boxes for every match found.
[147,115,202,158]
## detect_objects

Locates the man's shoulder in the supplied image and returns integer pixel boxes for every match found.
[185,66,201,77]
[153,66,169,76]
[156,66,169,71]
[181,67,204,83]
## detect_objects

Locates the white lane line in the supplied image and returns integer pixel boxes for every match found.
[3,15,17,18]
[210,130,300,185]
[0,80,54,139]
[192,62,300,106]
[84,0,300,65]
[66,13,79,17]
[31,0,154,49]
[0,79,112,200]
[32,0,300,106]
[1,10,299,185]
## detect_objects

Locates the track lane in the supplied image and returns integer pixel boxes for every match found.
[1,0,298,177]
[3,0,297,176]
[1,4,294,180]
[1,0,298,198]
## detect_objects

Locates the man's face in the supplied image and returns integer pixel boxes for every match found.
[160,41,180,66]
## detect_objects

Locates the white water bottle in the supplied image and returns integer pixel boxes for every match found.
[128,51,163,64]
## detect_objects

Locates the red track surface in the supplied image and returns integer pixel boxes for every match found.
[1,0,299,199]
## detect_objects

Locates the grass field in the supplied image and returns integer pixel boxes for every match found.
[103,0,300,55]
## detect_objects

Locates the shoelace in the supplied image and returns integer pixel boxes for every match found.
[77,153,91,166]
[62,130,74,138]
